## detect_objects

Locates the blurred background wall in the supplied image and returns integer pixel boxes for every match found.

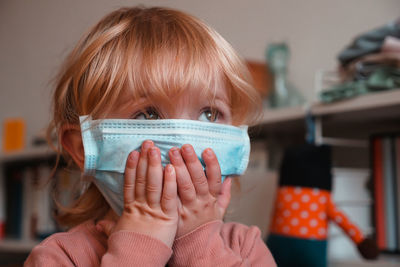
[1,0,399,146]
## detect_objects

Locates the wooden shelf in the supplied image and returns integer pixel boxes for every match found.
[312,89,400,117]
[254,90,400,137]
[329,254,400,267]
[259,105,307,126]
[0,239,39,252]
[0,146,56,163]
[251,105,307,136]
[257,90,400,126]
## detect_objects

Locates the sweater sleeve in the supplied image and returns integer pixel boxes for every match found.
[101,230,172,266]
[24,244,75,267]
[25,230,172,266]
[169,220,276,267]
[326,195,364,244]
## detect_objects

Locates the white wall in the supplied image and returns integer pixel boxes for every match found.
[1,0,399,145]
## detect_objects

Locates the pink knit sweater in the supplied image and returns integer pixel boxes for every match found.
[24,219,276,266]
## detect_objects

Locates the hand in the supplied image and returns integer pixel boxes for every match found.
[169,144,232,238]
[97,140,179,248]
[357,237,379,259]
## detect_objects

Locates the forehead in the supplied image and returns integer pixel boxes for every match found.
[122,46,231,106]
[120,82,230,109]
[106,84,230,120]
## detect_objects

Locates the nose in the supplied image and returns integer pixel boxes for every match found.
[168,111,193,120]
[161,95,198,120]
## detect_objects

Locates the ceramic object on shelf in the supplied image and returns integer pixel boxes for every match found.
[266,43,305,109]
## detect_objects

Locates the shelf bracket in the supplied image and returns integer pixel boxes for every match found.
[313,116,368,147]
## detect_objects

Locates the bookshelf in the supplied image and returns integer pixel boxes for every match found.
[255,89,400,133]
[259,105,307,126]
[254,89,400,266]
[311,89,400,118]
[0,146,59,265]
[0,146,56,163]
[0,239,39,252]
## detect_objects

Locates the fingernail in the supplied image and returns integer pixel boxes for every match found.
[129,151,139,161]
[171,148,180,157]
[182,144,192,154]
[150,147,158,157]
[166,164,174,173]
[205,148,214,157]
[143,140,153,149]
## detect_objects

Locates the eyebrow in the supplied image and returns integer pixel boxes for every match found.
[208,85,230,101]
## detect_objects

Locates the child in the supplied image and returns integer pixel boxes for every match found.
[25,6,276,266]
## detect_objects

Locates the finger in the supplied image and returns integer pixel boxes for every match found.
[169,147,196,203]
[181,144,209,196]
[202,148,222,197]
[135,140,154,202]
[161,164,178,215]
[146,147,163,207]
[96,220,116,237]
[217,177,232,213]
[124,151,139,205]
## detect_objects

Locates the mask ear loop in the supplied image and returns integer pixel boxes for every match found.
[79,172,94,195]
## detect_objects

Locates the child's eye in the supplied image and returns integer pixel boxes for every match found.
[198,108,220,122]
[132,108,160,120]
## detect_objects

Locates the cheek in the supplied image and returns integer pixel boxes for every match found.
[223,117,233,125]
[218,105,233,125]
[230,113,244,126]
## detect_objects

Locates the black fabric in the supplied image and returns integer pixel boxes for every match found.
[279,144,332,191]
[338,19,400,66]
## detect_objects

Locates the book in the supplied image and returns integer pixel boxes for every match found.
[383,137,397,251]
[5,166,23,239]
[35,165,56,239]
[372,134,400,252]
[21,167,34,241]
[396,136,400,250]
[372,137,386,249]
[0,167,5,239]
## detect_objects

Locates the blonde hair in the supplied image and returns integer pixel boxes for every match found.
[49,6,261,227]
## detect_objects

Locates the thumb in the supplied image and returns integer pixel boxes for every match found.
[217,177,232,212]
[96,220,116,237]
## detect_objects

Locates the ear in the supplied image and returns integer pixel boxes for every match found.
[60,124,84,170]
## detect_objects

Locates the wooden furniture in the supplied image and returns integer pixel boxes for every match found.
[253,89,400,266]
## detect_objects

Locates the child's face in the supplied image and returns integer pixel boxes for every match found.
[108,86,232,124]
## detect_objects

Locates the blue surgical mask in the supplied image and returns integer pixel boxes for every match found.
[79,115,250,215]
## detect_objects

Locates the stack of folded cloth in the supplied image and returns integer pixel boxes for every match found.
[320,18,400,103]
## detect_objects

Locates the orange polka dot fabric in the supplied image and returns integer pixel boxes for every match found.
[269,186,364,244]
[326,195,364,244]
